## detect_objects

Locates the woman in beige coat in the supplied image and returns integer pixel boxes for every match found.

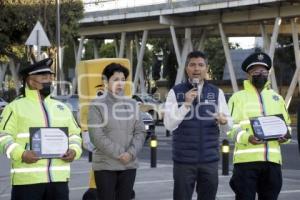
[88,63,145,200]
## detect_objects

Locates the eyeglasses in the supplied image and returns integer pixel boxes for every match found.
[249,70,269,76]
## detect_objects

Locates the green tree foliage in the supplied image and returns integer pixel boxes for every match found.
[204,37,240,80]
[0,0,83,63]
[100,42,116,58]
[148,37,239,87]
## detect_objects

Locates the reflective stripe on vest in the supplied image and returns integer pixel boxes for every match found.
[11,166,70,173]
[69,135,81,140]
[16,133,29,138]
[236,130,246,143]
[0,135,11,142]
[234,148,280,155]
[6,143,19,159]
[240,120,250,125]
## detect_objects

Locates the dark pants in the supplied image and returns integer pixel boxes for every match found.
[11,182,69,200]
[230,162,282,200]
[173,161,218,200]
[94,169,136,200]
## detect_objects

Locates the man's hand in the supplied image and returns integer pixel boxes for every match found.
[278,131,291,144]
[248,135,264,145]
[119,152,132,165]
[184,88,198,108]
[209,112,228,125]
[22,150,39,164]
[61,149,76,162]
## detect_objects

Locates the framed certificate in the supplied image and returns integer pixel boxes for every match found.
[250,114,291,141]
[30,127,69,158]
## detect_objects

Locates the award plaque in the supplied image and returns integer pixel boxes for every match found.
[250,114,291,141]
[30,127,68,158]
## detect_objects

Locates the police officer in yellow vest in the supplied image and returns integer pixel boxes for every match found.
[227,52,291,200]
[0,58,82,200]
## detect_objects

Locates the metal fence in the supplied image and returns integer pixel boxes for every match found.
[83,0,230,12]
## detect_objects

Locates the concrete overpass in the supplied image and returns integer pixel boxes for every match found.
[76,0,300,107]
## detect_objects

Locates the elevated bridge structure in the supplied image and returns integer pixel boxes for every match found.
[76,0,300,108]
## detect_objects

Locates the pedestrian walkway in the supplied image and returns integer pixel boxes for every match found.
[1,156,300,200]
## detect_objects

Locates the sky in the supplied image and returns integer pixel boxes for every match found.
[229,37,256,49]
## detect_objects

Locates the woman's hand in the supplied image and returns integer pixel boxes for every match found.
[119,152,132,164]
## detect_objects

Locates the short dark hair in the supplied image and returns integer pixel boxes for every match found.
[185,51,208,67]
[102,63,129,81]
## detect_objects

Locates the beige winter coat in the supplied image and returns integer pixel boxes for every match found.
[88,92,145,171]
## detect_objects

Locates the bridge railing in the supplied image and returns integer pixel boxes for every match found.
[84,0,171,12]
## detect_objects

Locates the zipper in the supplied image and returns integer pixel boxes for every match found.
[38,94,52,182]
[255,89,268,161]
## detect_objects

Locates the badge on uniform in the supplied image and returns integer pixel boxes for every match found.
[272,95,279,101]
[57,104,65,110]
[257,54,264,61]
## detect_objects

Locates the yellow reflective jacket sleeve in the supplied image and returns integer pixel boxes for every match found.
[227,93,251,145]
[0,103,25,161]
[278,95,291,144]
[67,107,82,160]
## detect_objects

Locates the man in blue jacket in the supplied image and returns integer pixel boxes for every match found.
[164,51,232,200]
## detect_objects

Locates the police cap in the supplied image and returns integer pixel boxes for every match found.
[241,52,272,72]
[19,58,54,77]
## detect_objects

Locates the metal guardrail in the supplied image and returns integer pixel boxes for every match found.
[84,0,170,12]
[83,0,231,12]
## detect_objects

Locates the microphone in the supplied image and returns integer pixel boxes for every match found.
[192,78,200,89]
[191,78,203,102]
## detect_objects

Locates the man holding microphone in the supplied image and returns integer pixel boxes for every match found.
[164,50,232,200]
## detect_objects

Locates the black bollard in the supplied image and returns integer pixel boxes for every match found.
[150,134,157,168]
[166,130,170,137]
[222,139,230,175]
[88,151,92,162]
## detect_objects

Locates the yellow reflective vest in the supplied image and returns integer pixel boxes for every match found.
[0,88,82,185]
[227,80,291,165]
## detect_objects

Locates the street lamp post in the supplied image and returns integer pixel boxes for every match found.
[56,0,62,95]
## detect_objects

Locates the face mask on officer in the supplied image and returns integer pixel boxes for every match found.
[251,74,268,90]
[30,79,53,97]
[39,82,52,97]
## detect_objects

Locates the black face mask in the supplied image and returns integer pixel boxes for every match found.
[251,75,268,90]
[39,82,52,97]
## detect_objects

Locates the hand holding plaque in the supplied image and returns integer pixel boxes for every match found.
[30,127,68,158]
[250,114,291,141]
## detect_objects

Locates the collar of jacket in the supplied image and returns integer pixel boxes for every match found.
[104,91,126,102]
[243,80,270,92]
[25,87,50,102]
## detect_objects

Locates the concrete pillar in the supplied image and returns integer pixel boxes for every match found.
[133,30,148,94]
[170,25,182,69]
[175,28,191,85]
[285,19,300,108]
[93,39,99,59]
[118,32,126,58]
[0,63,8,91]
[260,24,270,52]
[197,30,207,51]
[268,17,281,92]
[126,40,133,67]
[114,38,119,57]
[72,36,85,94]
[219,23,238,92]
